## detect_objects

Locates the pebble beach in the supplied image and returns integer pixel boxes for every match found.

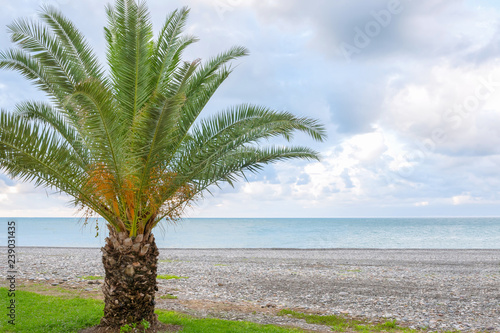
[3,247,500,332]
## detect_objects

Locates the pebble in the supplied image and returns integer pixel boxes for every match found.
[3,247,500,332]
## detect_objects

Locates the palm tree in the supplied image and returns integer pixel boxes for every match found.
[0,0,326,330]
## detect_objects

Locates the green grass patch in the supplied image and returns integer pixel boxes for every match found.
[159,294,178,299]
[278,309,417,332]
[157,274,188,280]
[79,276,103,280]
[0,287,303,333]
[278,309,350,328]
[0,287,103,332]
[159,259,174,263]
[156,310,303,333]
[159,259,190,263]
[214,264,228,267]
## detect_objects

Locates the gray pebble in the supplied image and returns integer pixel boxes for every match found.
[5,247,500,332]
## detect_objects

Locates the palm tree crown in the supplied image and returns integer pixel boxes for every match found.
[0,0,326,237]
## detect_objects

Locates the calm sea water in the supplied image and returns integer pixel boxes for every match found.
[1,217,499,249]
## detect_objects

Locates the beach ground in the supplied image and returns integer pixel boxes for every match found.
[2,248,499,332]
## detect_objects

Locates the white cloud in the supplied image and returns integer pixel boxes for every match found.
[452,194,474,205]
[241,182,284,200]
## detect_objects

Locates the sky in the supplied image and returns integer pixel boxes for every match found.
[1,0,500,218]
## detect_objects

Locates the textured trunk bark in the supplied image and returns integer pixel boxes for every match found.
[99,230,159,329]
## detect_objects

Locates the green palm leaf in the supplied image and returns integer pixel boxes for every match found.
[39,5,105,80]
[13,101,87,163]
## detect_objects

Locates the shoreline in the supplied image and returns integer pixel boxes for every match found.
[3,247,500,332]
[8,246,500,250]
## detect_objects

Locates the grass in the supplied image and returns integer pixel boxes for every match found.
[79,276,103,280]
[0,287,303,332]
[277,310,461,333]
[159,259,174,263]
[157,274,188,280]
[156,310,304,333]
[159,294,178,299]
[0,288,103,332]
[278,309,416,332]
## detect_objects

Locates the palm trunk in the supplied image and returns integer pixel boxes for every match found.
[99,230,159,329]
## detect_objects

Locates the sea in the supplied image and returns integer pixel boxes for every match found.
[1,217,499,249]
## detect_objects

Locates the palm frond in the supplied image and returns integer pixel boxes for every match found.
[169,47,249,145]
[0,48,62,102]
[174,104,326,176]
[164,66,232,163]
[131,59,199,178]
[149,7,198,95]
[129,59,200,223]
[68,78,124,182]
[105,0,153,124]
[39,5,104,80]
[13,101,87,164]
[155,145,318,223]
[195,145,320,189]
[0,111,113,222]
[187,45,249,96]
[7,17,77,92]
[193,104,326,144]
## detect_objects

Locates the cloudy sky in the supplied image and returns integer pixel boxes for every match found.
[1,0,500,218]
